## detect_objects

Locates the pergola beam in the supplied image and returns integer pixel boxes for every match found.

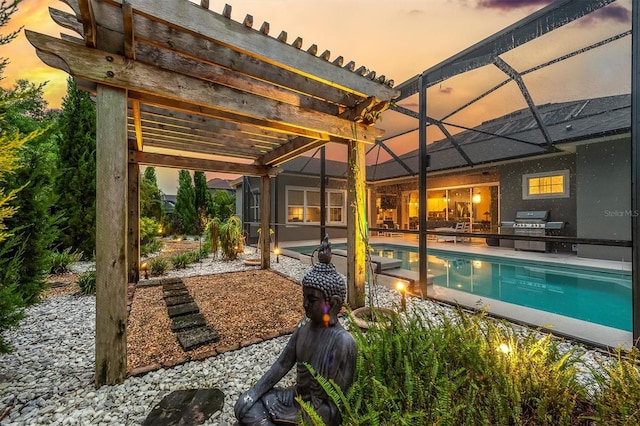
[25,32,384,145]
[129,151,275,176]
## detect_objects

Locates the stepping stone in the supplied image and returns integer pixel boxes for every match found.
[165,294,194,307]
[171,313,207,331]
[176,326,220,351]
[167,302,199,318]
[164,289,189,298]
[142,388,224,426]
[163,282,186,292]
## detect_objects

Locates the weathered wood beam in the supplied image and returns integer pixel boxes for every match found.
[346,140,366,309]
[92,9,365,109]
[134,42,339,116]
[132,119,282,149]
[127,158,139,283]
[95,84,128,387]
[122,1,135,59]
[50,7,82,36]
[130,91,334,143]
[135,130,268,158]
[25,32,383,144]
[131,100,142,150]
[130,151,272,176]
[114,0,399,101]
[137,105,288,143]
[256,137,328,167]
[77,0,96,47]
[143,138,258,160]
[260,176,271,269]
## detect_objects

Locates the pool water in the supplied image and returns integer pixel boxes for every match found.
[286,243,632,331]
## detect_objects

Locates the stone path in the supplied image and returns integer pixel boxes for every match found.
[162,279,220,351]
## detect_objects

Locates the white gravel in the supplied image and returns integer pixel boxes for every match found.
[0,246,606,425]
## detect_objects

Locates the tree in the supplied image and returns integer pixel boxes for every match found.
[212,189,235,222]
[193,171,213,234]
[54,77,96,258]
[140,166,164,222]
[174,170,197,235]
[1,79,60,304]
[0,0,27,353]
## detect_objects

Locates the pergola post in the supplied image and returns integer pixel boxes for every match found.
[95,85,128,386]
[127,144,140,283]
[347,140,367,308]
[260,175,271,269]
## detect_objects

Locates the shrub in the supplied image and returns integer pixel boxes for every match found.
[170,252,191,269]
[591,346,640,424]
[303,306,591,425]
[140,238,162,257]
[219,216,242,261]
[140,217,160,244]
[77,270,96,295]
[149,257,169,276]
[48,247,83,274]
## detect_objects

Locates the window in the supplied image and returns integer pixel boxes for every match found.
[248,192,259,222]
[286,186,346,224]
[522,170,569,199]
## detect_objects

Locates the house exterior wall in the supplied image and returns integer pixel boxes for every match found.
[241,174,349,245]
[497,153,577,252]
[576,136,631,261]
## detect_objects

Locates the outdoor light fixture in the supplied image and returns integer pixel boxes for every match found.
[472,192,481,203]
[396,281,406,311]
[498,343,511,354]
[274,247,280,263]
[141,262,149,280]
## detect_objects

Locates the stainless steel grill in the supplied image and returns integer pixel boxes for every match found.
[501,211,565,252]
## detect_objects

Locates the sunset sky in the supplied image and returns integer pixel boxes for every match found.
[1,0,632,193]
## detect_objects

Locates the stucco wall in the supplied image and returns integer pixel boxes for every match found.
[576,137,631,261]
[498,154,577,252]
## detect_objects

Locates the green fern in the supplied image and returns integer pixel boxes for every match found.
[295,397,326,426]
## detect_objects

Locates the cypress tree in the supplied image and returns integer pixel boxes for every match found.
[174,170,197,235]
[1,79,60,304]
[55,77,96,258]
[193,171,213,234]
[140,166,164,222]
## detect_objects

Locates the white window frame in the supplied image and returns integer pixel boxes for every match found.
[285,186,346,225]
[522,169,570,200]
[249,193,259,222]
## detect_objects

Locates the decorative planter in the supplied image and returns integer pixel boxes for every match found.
[351,306,397,331]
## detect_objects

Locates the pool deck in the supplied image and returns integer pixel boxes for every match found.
[279,235,634,349]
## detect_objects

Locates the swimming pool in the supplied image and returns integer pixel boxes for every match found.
[286,243,632,332]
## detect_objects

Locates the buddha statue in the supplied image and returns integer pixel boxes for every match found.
[234,235,357,426]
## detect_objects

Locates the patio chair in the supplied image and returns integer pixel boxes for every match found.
[435,222,470,243]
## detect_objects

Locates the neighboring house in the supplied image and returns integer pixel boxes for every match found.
[235,94,631,261]
[206,178,234,195]
[162,194,177,214]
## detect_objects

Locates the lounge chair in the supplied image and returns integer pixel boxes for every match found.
[435,222,470,243]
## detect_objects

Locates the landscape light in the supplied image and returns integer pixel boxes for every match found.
[396,281,406,311]
[274,247,280,263]
[141,262,149,280]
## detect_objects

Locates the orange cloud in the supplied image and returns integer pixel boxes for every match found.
[1,0,73,109]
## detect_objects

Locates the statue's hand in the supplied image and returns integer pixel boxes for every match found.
[234,390,257,419]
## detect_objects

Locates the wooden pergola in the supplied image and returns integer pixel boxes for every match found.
[27,0,398,386]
